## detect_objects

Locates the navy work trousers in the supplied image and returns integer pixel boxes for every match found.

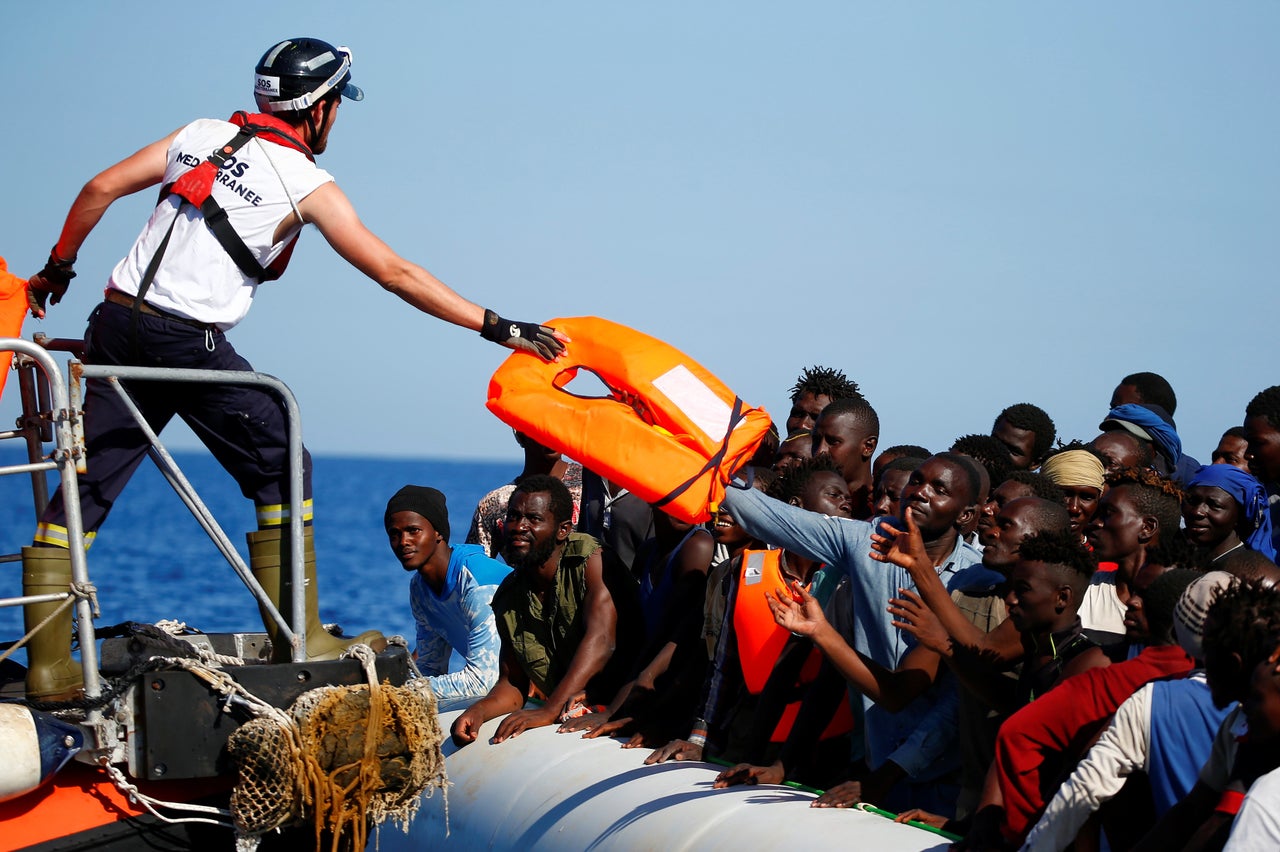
[38,299,313,538]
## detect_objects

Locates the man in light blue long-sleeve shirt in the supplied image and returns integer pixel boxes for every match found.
[386,485,509,711]
[721,452,1003,815]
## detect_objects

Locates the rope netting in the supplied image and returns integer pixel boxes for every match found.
[227,645,447,851]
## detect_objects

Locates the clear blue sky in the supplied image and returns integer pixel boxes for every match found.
[3,3,1276,464]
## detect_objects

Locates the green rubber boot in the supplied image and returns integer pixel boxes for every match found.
[22,546,85,701]
[246,528,384,663]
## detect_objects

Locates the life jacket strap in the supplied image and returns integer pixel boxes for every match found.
[158,121,277,283]
[652,395,747,513]
[130,114,304,350]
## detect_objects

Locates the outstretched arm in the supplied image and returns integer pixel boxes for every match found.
[300,182,563,358]
[721,484,864,569]
[770,581,940,712]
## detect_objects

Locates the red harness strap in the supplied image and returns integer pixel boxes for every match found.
[128,112,313,349]
[158,111,313,283]
[1215,788,1246,816]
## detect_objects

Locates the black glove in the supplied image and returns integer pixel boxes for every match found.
[480,308,564,360]
[27,248,76,317]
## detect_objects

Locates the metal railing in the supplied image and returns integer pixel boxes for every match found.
[0,335,313,694]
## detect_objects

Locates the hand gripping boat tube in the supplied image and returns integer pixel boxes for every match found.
[486,317,772,525]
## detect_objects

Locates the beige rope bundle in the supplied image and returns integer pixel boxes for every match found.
[227,646,447,851]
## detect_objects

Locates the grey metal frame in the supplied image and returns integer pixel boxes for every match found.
[0,337,312,686]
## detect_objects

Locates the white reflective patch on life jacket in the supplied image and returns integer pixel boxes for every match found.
[743,550,766,586]
[255,74,281,97]
[652,364,738,442]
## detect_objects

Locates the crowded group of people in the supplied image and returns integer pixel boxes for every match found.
[389,367,1280,852]
[21,35,1275,850]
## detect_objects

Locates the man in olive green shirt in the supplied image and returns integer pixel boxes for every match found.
[451,474,636,746]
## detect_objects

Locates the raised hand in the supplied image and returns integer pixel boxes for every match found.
[869,506,932,580]
[767,580,827,638]
[888,588,953,656]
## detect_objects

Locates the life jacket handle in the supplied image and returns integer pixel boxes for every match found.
[549,364,702,450]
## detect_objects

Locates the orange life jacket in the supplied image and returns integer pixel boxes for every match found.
[734,550,793,695]
[0,256,28,400]
[732,549,856,742]
[486,316,772,524]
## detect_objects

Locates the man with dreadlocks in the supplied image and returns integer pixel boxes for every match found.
[1244,385,1280,557]
[1080,467,1184,648]
[784,365,864,435]
[991,403,1057,471]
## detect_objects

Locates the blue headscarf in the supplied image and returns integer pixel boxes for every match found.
[1101,403,1182,470]
[1186,464,1276,560]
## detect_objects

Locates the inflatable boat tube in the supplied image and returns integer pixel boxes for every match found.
[486,316,772,524]
[0,703,84,803]
[386,708,950,851]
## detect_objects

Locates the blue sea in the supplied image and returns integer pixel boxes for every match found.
[0,448,518,654]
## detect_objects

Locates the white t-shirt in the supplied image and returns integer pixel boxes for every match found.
[1078,570,1127,638]
[1225,766,1280,851]
[109,117,333,328]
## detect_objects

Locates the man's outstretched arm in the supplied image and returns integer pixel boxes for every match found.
[300,182,563,358]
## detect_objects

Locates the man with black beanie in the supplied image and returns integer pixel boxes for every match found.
[386,484,510,710]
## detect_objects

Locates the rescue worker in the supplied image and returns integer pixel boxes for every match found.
[20,37,564,701]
